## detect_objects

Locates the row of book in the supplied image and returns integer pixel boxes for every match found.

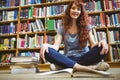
[0,53,15,64]
[0,2,119,27]
[10,56,38,74]
[20,0,69,6]
[10,51,41,74]
[85,0,102,12]
[89,13,105,27]
[0,51,40,64]
[20,6,34,19]
[20,5,67,19]
[0,13,119,35]
[84,0,120,12]
[0,37,16,50]
[89,13,120,28]
[0,10,18,21]
[20,0,42,6]
[40,5,67,17]
[18,19,44,33]
[17,34,43,48]
[110,46,120,62]
[105,13,120,27]
[104,0,120,10]
[0,22,17,35]
[0,0,19,8]
[1,0,120,11]
[108,30,120,43]
[17,34,58,48]
[92,29,107,43]
[44,35,56,45]
[0,18,61,35]
[0,0,67,8]
[17,51,40,62]
[18,19,62,33]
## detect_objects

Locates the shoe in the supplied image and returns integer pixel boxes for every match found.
[95,62,110,71]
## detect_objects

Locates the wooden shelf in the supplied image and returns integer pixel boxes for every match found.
[0,34,17,38]
[0,6,19,10]
[34,0,71,7]
[0,20,18,24]
[0,49,16,52]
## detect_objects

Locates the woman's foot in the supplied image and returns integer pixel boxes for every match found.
[95,62,110,71]
[87,62,110,71]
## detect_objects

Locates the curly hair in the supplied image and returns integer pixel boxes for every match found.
[62,0,90,49]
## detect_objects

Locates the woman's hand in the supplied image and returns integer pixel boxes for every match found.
[40,43,49,63]
[98,41,108,55]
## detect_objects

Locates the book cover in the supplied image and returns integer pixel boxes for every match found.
[0,39,4,50]
[15,0,19,6]
[7,11,14,21]
[20,38,25,48]
[35,19,42,32]
[47,19,56,31]
[29,6,34,18]
[39,19,45,31]
[97,0,102,11]
[14,10,18,20]
[9,22,15,34]
[3,38,10,50]
[10,0,15,7]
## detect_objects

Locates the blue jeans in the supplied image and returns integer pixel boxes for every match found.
[45,45,106,68]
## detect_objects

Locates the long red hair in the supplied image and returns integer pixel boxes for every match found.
[62,0,89,49]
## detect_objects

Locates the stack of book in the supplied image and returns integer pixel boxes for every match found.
[10,56,38,74]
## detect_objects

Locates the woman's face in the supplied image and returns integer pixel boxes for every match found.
[70,3,81,19]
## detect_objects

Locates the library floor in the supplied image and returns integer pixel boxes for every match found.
[0,68,120,80]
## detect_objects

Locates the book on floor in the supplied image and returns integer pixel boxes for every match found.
[37,68,112,77]
[10,63,37,69]
[11,56,38,63]
[11,67,37,74]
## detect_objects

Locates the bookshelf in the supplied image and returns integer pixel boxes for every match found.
[0,0,120,72]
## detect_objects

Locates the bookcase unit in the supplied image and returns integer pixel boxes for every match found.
[0,0,120,71]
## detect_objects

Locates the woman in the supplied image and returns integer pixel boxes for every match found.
[40,0,109,73]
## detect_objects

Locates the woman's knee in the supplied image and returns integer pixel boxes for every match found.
[48,47,56,53]
[45,47,57,58]
[92,45,102,52]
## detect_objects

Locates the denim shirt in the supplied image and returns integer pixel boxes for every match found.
[57,25,92,57]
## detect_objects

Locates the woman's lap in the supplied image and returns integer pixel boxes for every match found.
[45,45,106,68]
[73,45,105,65]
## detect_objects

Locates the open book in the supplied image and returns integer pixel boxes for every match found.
[37,68,111,77]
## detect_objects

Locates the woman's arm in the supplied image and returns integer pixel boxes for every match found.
[88,30,97,48]
[52,34,63,50]
[40,34,62,62]
[45,34,63,51]
[88,30,108,55]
